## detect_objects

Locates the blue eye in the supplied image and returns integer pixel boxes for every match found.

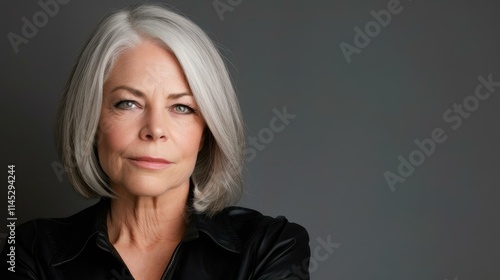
[114,100,137,110]
[173,104,195,114]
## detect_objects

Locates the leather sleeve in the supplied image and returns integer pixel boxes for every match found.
[1,220,40,280]
[251,218,311,280]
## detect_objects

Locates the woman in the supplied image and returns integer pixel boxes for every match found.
[1,4,309,279]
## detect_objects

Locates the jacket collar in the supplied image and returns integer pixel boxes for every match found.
[187,207,242,253]
[51,185,242,266]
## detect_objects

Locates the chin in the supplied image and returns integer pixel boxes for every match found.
[116,176,187,198]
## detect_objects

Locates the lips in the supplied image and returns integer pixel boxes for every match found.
[128,156,172,169]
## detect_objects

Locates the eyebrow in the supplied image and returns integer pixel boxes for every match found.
[110,85,192,99]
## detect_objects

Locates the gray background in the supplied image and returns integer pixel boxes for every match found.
[1,0,499,279]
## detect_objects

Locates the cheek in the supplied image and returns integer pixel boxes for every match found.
[174,123,205,157]
[96,119,131,173]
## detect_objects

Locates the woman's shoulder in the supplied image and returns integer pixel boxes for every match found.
[195,205,309,250]
[1,201,103,277]
[8,201,103,257]
[221,206,309,240]
[212,206,311,278]
[16,200,102,237]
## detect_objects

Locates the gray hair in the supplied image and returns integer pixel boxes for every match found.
[55,4,244,216]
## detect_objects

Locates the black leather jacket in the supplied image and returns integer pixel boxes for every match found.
[1,199,310,279]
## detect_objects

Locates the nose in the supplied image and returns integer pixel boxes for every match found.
[139,106,168,142]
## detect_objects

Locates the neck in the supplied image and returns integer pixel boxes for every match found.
[107,185,190,249]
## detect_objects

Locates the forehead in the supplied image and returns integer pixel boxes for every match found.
[105,40,189,92]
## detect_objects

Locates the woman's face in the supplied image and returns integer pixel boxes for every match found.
[96,40,205,198]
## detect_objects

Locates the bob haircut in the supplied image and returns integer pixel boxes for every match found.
[55,4,245,216]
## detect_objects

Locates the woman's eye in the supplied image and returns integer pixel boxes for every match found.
[173,104,194,114]
[114,100,137,110]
